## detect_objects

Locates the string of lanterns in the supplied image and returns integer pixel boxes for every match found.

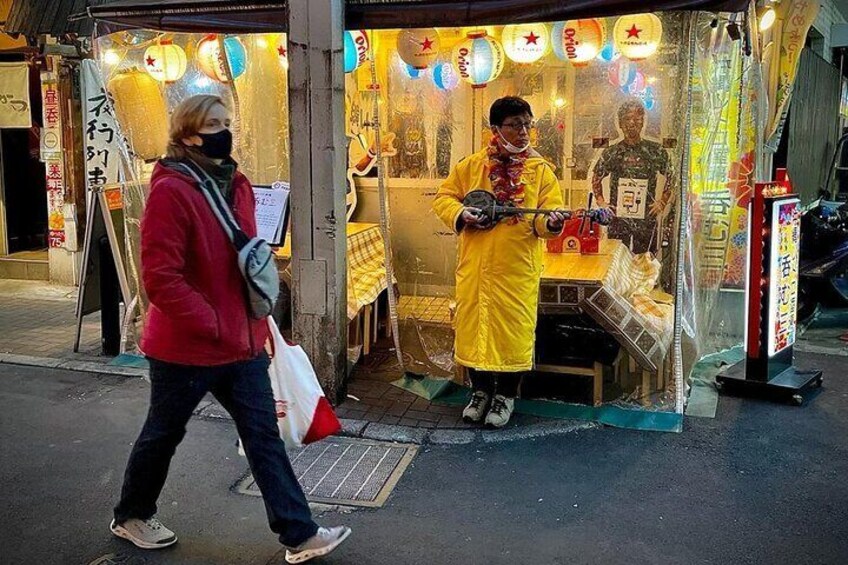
[125,14,663,91]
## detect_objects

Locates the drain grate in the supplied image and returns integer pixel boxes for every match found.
[235,437,417,507]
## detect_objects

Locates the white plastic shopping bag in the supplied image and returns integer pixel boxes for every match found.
[265,317,341,449]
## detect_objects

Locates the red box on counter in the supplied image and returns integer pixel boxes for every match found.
[546,217,600,254]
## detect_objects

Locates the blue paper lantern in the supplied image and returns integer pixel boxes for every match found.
[344,30,369,73]
[598,43,619,63]
[223,37,247,79]
[433,61,459,91]
[551,22,567,61]
[452,33,505,89]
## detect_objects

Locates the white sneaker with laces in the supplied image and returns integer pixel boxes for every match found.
[285,526,351,563]
[485,395,515,428]
[110,517,177,549]
[462,391,491,423]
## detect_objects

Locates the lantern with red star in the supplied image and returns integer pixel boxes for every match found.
[143,40,187,83]
[276,34,288,69]
[614,13,663,61]
[397,28,440,70]
[556,19,605,66]
[501,23,549,64]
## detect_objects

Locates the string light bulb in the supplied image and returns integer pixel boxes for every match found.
[759,6,777,32]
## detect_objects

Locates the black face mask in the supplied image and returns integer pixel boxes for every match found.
[197,129,233,160]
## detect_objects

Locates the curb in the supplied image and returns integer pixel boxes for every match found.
[0,353,148,379]
[0,353,602,443]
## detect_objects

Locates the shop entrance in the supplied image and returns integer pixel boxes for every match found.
[0,56,48,279]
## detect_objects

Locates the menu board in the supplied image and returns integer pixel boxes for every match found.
[253,182,290,245]
[767,198,800,357]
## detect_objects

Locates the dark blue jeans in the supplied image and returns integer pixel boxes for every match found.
[114,353,318,547]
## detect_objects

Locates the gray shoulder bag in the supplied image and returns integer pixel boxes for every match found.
[176,159,280,320]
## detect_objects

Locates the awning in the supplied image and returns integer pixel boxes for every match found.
[89,0,751,34]
[2,0,105,36]
[346,0,751,29]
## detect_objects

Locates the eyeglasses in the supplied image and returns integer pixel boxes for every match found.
[500,121,536,132]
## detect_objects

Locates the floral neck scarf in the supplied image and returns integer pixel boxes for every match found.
[486,135,528,224]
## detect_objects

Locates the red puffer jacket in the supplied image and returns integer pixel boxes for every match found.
[140,161,269,366]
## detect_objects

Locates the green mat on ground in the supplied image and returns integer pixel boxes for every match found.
[684,345,744,419]
[109,353,149,369]
[391,375,683,433]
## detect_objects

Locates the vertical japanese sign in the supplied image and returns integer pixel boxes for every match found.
[764,0,819,148]
[0,63,32,128]
[81,60,122,191]
[767,198,800,356]
[40,72,65,248]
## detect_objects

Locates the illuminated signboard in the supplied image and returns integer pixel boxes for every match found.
[767,198,800,356]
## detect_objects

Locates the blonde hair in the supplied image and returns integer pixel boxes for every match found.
[166,94,230,160]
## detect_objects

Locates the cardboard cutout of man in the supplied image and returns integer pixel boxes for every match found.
[591,99,674,255]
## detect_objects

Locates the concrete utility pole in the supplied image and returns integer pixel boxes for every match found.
[287,0,348,403]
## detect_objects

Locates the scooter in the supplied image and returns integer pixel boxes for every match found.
[797,199,848,323]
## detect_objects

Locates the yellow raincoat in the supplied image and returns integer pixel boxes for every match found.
[433,148,565,372]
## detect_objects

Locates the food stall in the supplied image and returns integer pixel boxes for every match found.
[86,0,780,430]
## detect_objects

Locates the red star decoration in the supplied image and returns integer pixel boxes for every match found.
[524,32,540,45]
[277,45,287,57]
[420,37,435,51]
[626,25,642,38]
[145,55,156,67]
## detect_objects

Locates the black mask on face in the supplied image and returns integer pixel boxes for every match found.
[197,129,233,160]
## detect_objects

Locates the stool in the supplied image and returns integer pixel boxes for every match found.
[535,362,605,406]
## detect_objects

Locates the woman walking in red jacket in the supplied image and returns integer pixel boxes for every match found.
[110,95,350,563]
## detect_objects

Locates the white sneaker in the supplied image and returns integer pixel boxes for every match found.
[285,526,351,563]
[110,517,177,550]
[462,391,491,423]
[485,395,515,428]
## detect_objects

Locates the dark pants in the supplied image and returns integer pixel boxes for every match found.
[469,369,522,398]
[114,353,318,548]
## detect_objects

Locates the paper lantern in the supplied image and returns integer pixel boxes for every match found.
[432,61,459,91]
[452,32,505,89]
[558,19,605,66]
[107,70,168,161]
[598,43,620,63]
[197,35,247,82]
[628,71,646,94]
[614,13,663,61]
[276,34,288,69]
[502,23,549,64]
[143,41,187,83]
[397,28,440,70]
[398,55,427,79]
[608,58,637,88]
[344,30,369,73]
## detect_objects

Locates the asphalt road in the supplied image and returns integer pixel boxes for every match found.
[1,352,846,565]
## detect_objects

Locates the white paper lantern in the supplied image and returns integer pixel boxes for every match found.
[558,19,605,66]
[502,23,549,64]
[143,41,187,83]
[614,13,663,61]
[397,28,440,70]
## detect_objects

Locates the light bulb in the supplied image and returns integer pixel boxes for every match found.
[103,49,120,66]
[759,7,776,32]
[554,98,567,108]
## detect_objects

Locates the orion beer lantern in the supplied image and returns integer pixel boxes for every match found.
[717,170,823,405]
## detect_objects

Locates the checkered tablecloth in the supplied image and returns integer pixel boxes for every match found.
[346,225,390,320]
[275,223,390,321]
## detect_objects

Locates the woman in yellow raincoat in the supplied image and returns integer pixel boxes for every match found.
[433,97,568,428]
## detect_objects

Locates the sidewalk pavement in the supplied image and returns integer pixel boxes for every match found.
[0,280,536,438]
[0,280,102,360]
